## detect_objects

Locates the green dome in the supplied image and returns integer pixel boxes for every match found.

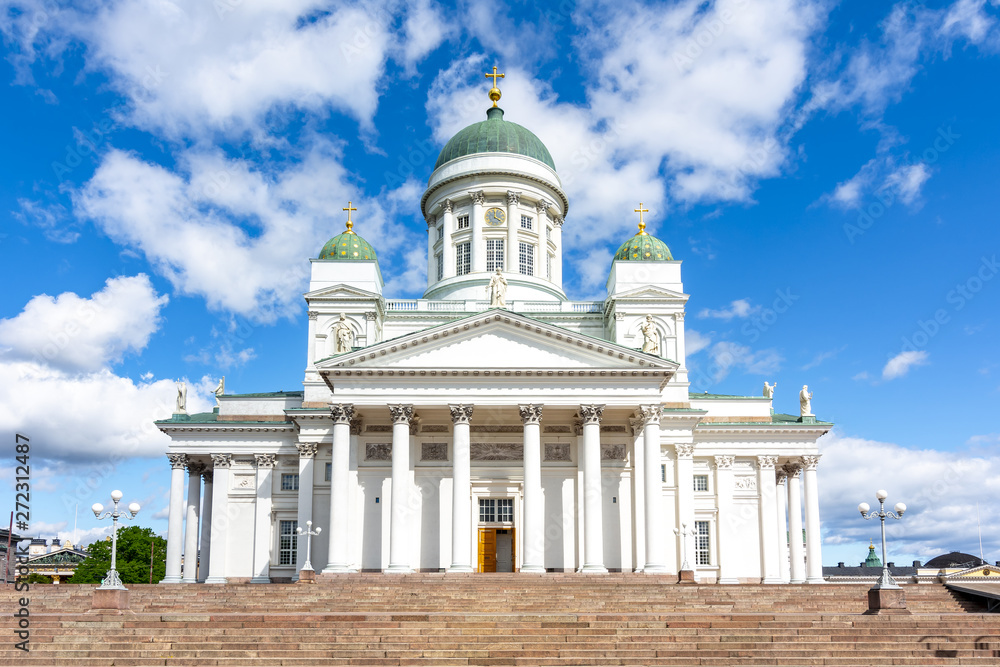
[613,231,673,262]
[319,230,377,261]
[434,107,556,171]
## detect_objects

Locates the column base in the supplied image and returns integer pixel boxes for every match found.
[519,564,545,573]
[642,564,670,575]
[159,575,182,584]
[249,576,271,584]
[204,576,228,584]
[762,576,785,584]
[385,565,413,574]
[678,569,697,584]
[180,577,197,584]
[790,577,806,584]
[321,564,356,574]
[447,565,474,573]
[297,569,316,584]
[717,577,740,585]
[581,564,608,574]
[806,576,827,584]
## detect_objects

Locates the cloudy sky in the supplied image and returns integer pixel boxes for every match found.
[1,0,998,568]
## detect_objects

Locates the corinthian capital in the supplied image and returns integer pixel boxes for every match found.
[389,404,414,424]
[579,404,605,425]
[443,198,453,213]
[186,461,205,475]
[799,455,821,470]
[167,453,188,469]
[636,404,661,428]
[506,190,521,205]
[675,444,695,458]
[519,404,543,425]
[330,403,355,425]
[255,453,276,469]
[449,404,474,425]
[296,443,318,458]
[469,190,486,206]
[535,199,551,214]
[211,453,232,469]
[714,455,734,470]
[757,455,778,470]
[783,462,802,478]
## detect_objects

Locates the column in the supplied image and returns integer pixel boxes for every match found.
[775,468,790,583]
[551,216,564,287]
[161,453,187,583]
[714,456,737,584]
[673,312,686,365]
[785,463,805,584]
[306,311,318,368]
[251,454,275,583]
[295,443,317,578]
[426,217,436,289]
[674,444,696,574]
[442,199,455,280]
[536,200,551,279]
[580,404,607,573]
[205,454,231,584]
[505,190,520,273]
[639,406,668,574]
[448,404,474,572]
[756,456,782,584]
[387,404,414,573]
[198,469,213,583]
[324,405,354,573]
[520,404,545,573]
[470,191,486,273]
[801,455,824,583]
[181,461,204,583]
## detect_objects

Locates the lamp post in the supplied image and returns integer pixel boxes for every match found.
[295,520,322,583]
[92,490,140,590]
[674,523,697,584]
[858,489,906,589]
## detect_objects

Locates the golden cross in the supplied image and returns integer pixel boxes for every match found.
[485,66,505,88]
[343,201,357,231]
[634,202,649,234]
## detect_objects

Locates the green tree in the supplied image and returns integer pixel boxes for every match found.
[70,526,167,585]
[22,573,53,584]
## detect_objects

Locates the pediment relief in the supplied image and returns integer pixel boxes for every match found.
[318,310,677,372]
[609,285,689,301]
[945,564,1000,579]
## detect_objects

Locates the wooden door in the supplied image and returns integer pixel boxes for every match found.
[478,528,496,572]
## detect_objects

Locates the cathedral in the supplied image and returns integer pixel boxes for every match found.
[157,75,831,585]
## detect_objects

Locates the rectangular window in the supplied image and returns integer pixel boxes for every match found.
[457,215,470,230]
[547,253,552,279]
[479,498,494,522]
[437,225,443,240]
[520,215,532,230]
[280,473,299,491]
[661,464,667,483]
[695,520,711,566]
[279,520,297,566]
[519,242,534,276]
[436,253,443,281]
[325,462,332,482]
[546,226,551,240]
[479,498,513,522]
[693,475,709,492]
[497,498,513,522]
[456,242,471,276]
[486,238,504,272]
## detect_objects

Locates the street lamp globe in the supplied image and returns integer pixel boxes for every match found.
[111,489,123,502]
[875,489,888,501]
[128,502,141,516]
[894,502,906,515]
[92,503,104,517]
[858,502,870,515]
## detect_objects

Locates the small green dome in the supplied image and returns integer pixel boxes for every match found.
[613,231,673,262]
[319,231,377,261]
[434,107,556,171]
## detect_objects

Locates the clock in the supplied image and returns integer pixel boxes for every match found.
[485,207,506,226]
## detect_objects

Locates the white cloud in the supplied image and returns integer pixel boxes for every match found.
[697,298,758,320]
[685,329,712,356]
[705,340,783,383]
[801,345,847,370]
[818,430,1000,561]
[885,163,931,205]
[74,144,412,321]
[882,349,929,380]
[0,274,168,372]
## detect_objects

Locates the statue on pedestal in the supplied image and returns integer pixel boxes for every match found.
[175,382,187,415]
[799,385,813,416]
[488,269,508,308]
[640,315,659,355]
[214,376,225,408]
[333,314,354,353]
[763,381,776,399]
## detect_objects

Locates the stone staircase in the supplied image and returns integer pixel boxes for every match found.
[2,574,997,666]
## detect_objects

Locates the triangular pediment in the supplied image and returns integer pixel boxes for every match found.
[944,564,1000,579]
[610,285,689,301]
[305,284,381,300]
[318,310,677,372]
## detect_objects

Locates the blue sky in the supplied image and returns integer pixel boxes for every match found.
[1,0,998,569]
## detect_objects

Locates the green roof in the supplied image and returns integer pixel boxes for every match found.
[434,107,555,171]
[225,391,303,398]
[691,392,768,400]
[614,231,673,262]
[864,543,883,568]
[319,230,377,261]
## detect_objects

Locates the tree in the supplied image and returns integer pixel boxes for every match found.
[70,526,167,585]
[22,573,53,584]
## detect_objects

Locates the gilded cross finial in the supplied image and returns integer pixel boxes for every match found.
[634,202,649,235]
[343,201,357,233]
[485,66,505,107]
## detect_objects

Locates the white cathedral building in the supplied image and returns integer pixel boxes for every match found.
[157,80,831,585]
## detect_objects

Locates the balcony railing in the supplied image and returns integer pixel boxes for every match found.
[384,299,603,314]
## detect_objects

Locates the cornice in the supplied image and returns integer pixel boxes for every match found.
[421,169,569,219]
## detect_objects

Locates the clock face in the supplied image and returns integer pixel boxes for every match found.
[485,207,506,226]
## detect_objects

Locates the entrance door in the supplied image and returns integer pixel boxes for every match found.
[496,529,513,572]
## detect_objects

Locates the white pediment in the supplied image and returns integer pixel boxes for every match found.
[305,283,381,300]
[944,564,1000,579]
[318,310,676,371]
[610,285,689,301]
